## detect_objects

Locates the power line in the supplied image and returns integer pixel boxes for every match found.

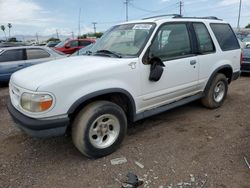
[131,3,179,20]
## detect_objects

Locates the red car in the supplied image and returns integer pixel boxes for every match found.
[54,39,95,54]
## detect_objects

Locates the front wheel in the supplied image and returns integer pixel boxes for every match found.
[72,101,127,158]
[201,73,228,109]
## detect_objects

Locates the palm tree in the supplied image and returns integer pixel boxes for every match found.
[7,23,12,39]
[1,25,7,41]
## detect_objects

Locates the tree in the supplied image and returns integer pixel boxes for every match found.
[8,37,17,42]
[46,37,60,43]
[1,25,7,40]
[245,24,250,29]
[7,23,12,39]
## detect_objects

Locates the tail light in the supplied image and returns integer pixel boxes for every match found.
[240,52,243,65]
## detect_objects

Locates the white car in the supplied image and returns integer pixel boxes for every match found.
[8,15,241,158]
[242,36,250,46]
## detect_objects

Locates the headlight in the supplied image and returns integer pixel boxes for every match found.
[21,93,53,112]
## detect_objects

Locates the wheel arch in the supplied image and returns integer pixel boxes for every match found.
[204,65,233,94]
[67,88,136,123]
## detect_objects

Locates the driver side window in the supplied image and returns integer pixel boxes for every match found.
[69,40,79,47]
[150,23,192,60]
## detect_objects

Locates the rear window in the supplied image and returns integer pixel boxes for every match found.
[210,23,240,51]
[26,48,50,59]
[0,49,24,62]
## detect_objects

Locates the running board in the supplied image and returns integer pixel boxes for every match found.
[134,93,203,121]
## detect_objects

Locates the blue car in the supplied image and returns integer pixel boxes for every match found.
[0,46,66,82]
[241,45,250,73]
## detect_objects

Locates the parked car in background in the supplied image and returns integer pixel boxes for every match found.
[242,36,250,46]
[236,33,248,41]
[54,38,95,54]
[71,43,94,56]
[0,42,30,48]
[0,46,66,82]
[241,44,250,73]
[46,41,60,48]
[238,39,245,49]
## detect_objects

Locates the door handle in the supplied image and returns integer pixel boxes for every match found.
[190,60,197,65]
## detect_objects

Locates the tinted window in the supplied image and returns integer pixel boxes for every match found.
[26,48,50,60]
[150,23,192,60]
[210,23,240,51]
[0,49,24,62]
[79,40,92,46]
[193,23,215,53]
[69,41,79,47]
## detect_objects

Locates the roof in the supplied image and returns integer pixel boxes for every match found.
[117,15,227,26]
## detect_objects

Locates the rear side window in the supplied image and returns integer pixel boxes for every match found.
[193,23,215,54]
[210,23,240,51]
[0,49,24,62]
[26,48,50,60]
[69,41,79,47]
[79,40,92,46]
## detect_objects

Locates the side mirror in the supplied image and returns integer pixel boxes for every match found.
[149,57,165,82]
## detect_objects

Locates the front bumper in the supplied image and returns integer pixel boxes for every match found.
[7,100,70,138]
[241,62,250,73]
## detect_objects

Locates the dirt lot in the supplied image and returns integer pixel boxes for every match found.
[0,77,250,188]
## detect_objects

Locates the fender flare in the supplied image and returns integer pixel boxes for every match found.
[67,88,136,121]
[203,65,233,95]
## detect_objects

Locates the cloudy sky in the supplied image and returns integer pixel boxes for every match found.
[0,0,250,39]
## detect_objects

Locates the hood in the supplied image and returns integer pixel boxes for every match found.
[11,56,133,91]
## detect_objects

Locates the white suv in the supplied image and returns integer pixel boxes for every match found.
[8,15,241,158]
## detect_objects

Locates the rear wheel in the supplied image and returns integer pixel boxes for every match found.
[201,73,228,109]
[72,101,127,158]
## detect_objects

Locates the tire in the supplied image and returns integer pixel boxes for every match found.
[72,101,127,158]
[201,73,228,109]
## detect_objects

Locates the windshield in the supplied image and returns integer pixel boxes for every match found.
[90,23,155,57]
[55,39,70,48]
[71,43,94,56]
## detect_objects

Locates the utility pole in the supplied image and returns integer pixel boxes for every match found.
[71,32,74,39]
[237,0,242,31]
[35,32,39,44]
[78,8,81,37]
[56,29,59,39]
[92,22,97,34]
[179,1,183,16]
[124,0,131,21]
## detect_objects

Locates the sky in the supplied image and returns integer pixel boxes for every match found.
[0,0,250,40]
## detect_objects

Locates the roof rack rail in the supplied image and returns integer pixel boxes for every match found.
[173,16,222,20]
[142,14,181,20]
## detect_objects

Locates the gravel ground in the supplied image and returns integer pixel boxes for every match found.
[0,77,249,188]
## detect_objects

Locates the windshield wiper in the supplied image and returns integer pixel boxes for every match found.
[95,50,122,58]
[85,50,93,55]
